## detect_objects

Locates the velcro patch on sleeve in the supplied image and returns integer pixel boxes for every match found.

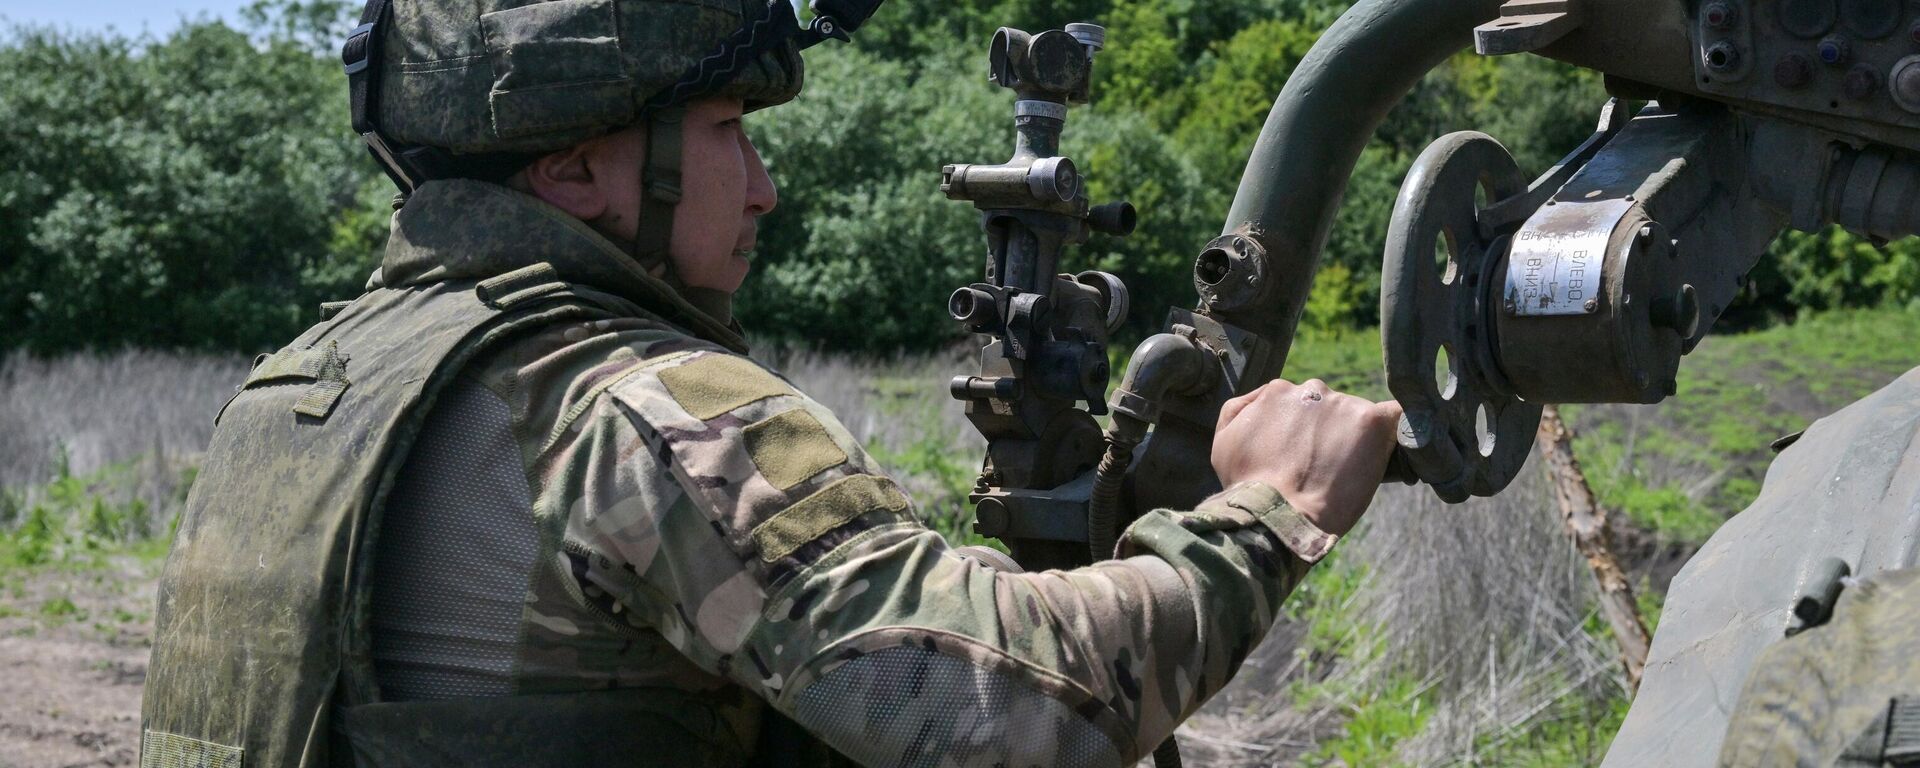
[744,409,849,490]
[751,475,909,563]
[657,354,793,420]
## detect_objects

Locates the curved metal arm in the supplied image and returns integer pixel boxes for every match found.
[1213,0,1505,386]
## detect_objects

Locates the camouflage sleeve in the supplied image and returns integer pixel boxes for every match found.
[544,349,1335,767]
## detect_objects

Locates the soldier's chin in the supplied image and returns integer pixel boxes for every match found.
[720,254,753,293]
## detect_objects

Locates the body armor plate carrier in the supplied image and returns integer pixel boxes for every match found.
[139,264,746,767]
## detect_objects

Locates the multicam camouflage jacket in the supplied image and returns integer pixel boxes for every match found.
[362,180,1338,767]
[1716,565,1920,767]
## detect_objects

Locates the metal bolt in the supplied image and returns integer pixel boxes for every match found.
[1583,298,1599,312]
[1703,1,1737,29]
[1775,52,1815,88]
[1705,41,1741,72]
[1818,35,1851,65]
[1844,64,1881,100]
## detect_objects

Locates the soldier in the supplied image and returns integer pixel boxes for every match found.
[139,1,1402,766]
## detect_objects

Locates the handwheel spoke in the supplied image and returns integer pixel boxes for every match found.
[1381,131,1542,503]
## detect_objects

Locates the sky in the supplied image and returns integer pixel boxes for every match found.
[0,1,259,38]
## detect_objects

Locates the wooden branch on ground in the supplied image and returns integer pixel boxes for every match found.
[1536,405,1652,691]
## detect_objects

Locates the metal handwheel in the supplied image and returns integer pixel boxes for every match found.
[1381,132,1542,503]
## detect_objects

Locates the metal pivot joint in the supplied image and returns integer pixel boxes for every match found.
[1382,98,1793,502]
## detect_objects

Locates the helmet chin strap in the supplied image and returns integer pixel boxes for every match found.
[630,106,737,328]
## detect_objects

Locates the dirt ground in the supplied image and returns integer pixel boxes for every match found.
[0,559,156,768]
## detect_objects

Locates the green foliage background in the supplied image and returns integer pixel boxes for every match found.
[2,0,1916,355]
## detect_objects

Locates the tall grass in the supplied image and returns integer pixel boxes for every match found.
[0,351,247,528]
[1184,470,1623,767]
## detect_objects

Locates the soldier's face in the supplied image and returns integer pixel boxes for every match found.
[523,97,777,294]
[667,97,777,294]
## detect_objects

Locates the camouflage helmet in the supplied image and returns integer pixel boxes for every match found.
[343,0,878,188]
[374,0,804,157]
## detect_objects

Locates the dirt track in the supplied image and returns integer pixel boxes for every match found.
[0,559,155,768]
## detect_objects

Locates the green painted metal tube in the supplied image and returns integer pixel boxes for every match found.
[1215,0,1505,386]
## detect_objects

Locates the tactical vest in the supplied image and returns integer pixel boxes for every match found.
[138,263,771,767]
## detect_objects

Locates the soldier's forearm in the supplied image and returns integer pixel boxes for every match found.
[725,481,1329,765]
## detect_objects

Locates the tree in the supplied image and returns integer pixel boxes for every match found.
[0,9,387,354]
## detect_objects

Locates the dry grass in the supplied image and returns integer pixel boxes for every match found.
[0,351,248,526]
[1181,468,1622,767]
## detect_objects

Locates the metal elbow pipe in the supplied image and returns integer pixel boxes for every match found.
[1216,0,1506,384]
[1108,333,1219,439]
[1091,332,1217,560]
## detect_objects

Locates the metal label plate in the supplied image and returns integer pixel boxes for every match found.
[1504,197,1630,316]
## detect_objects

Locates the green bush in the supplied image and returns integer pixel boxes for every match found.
[0,4,388,354]
[5,455,165,569]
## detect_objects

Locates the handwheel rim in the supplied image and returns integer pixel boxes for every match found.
[1381,132,1543,502]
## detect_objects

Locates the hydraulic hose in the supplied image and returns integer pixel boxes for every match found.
[1093,333,1220,559]
[1086,424,1179,768]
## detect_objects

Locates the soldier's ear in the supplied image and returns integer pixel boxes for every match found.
[521,142,609,223]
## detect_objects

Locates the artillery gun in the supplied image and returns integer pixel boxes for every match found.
[945,2,1919,764]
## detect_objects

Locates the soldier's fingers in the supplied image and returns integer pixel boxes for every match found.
[1372,399,1405,430]
[1217,379,1291,433]
[1216,389,1260,434]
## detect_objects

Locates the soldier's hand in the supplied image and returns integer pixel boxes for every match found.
[1211,379,1403,536]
